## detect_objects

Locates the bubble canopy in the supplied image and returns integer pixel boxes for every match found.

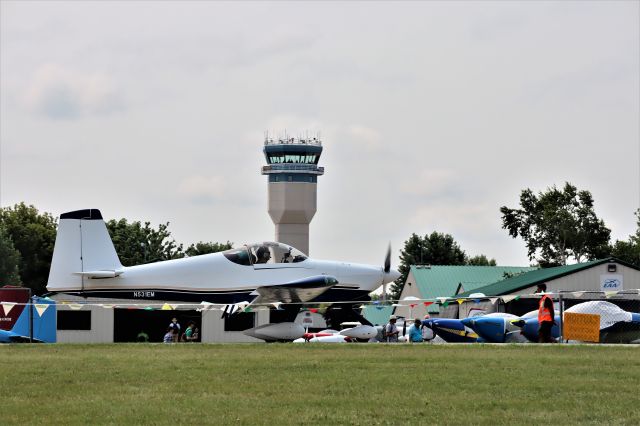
[223,242,308,266]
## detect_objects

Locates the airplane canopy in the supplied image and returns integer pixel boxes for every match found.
[223,242,307,266]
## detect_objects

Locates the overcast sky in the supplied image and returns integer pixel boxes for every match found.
[1,1,639,268]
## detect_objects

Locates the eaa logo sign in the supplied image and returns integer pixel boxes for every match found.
[600,274,623,291]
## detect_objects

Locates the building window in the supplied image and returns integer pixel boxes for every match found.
[57,311,91,330]
[224,312,255,331]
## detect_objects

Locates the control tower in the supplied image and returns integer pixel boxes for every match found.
[261,133,324,255]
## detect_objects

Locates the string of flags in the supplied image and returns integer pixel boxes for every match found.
[1,289,639,316]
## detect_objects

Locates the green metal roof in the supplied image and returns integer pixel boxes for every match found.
[456,258,635,297]
[410,265,537,302]
[362,305,394,326]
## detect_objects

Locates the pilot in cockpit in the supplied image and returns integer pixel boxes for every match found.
[255,246,271,264]
[281,249,292,263]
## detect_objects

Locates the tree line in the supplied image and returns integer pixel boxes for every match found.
[390,182,639,299]
[1,182,639,297]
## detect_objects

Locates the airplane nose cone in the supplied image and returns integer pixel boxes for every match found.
[384,268,401,283]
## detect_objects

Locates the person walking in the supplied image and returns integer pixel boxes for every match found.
[168,317,181,342]
[422,314,434,341]
[408,318,423,343]
[384,315,400,343]
[183,321,197,342]
[536,283,555,343]
[163,327,175,343]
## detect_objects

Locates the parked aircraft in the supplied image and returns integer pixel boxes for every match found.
[515,301,640,343]
[461,312,530,343]
[421,318,478,343]
[46,209,400,328]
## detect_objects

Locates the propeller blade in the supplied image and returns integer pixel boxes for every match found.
[384,244,391,274]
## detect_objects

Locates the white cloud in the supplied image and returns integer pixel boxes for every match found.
[346,125,383,149]
[177,175,227,204]
[22,63,124,119]
[400,169,459,198]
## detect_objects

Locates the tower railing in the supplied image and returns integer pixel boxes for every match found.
[264,137,322,146]
[261,165,325,174]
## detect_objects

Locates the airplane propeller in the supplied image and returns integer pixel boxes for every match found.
[384,243,391,275]
[382,244,391,302]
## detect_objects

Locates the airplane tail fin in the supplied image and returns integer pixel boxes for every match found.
[47,209,123,292]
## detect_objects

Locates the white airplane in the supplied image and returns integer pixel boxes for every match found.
[46,209,400,323]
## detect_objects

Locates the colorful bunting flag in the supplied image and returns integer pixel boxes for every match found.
[144,306,154,311]
[442,301,450,308]
[456,299,464,305]
[161,303,173,311]
[1,302,16,316]
[68,304,83,310]
[423,301,433,307]
[310,308,318,313]
[34,303,49,317]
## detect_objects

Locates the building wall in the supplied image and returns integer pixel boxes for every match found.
[51,295,278,343]
[395,271,430,319]
[56,305,114,343]
[201,309,269,343]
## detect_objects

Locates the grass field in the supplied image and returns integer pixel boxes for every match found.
[2,344,639,425]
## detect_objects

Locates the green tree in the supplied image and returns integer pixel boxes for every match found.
[0,226,22,286]
[106,219,185,266]
[0,203,57,294]
[185,241,233,257]
[611,209,640,267]
[390,232,467,300]
[467,254,497,266]
[500,182,611,266]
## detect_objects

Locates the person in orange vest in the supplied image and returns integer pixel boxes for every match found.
[536,283,555,343]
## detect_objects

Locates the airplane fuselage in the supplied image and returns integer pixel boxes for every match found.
[57,254,386,303]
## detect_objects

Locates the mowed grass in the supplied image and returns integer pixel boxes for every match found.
[1,344,640,425]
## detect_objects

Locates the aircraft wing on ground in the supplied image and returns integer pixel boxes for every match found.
[0,329,43,343]
[249,275,338,305]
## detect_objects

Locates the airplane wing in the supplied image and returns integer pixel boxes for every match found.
[0,329,43,343]
[220,275,338,319]
[250,275,338,305]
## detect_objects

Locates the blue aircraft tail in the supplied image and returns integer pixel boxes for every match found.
[0,296,56,343]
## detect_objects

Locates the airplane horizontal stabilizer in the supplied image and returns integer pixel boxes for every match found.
[72,270,124,279]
